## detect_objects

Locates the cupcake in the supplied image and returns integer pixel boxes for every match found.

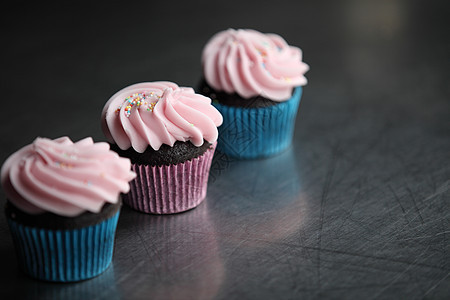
[1,136,135,282]
[101,81,223,214]
[199,28,309,159]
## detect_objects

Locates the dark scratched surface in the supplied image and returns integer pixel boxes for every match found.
[0,1,449,299]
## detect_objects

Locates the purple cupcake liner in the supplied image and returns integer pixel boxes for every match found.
[122,142,216,214]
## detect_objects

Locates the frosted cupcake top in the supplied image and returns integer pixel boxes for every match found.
[202,28,310,101]
[101,81,223,152]
[1,137,136,216]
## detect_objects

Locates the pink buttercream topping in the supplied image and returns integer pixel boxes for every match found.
[202,28,310,101]
[1,137,136,216]
[101,81,223,152]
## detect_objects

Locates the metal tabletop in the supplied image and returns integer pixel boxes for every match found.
[1,1,449,299]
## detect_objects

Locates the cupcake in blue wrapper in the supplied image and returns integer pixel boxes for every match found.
[199,28,309,159]
[1,137,135,282]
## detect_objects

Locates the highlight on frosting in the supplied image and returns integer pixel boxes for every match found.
[101,81,223,152]
[1,137,136,216]
[202,28,310,101]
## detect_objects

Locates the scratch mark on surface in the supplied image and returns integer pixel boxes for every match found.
[376,208,442,254]
[356,179,449,254]
[317,142,339,289]
[436,231,450,236]
[369,245,430,300]
[422,271,450,297]
[236,236,448,271]
[406,187,424,225]
[115,260,146,284]
[422,180,450,203]
[335,177,365,236]
[394,231,450,241]
[388,185,406,215]
[227,238,248,260]
[136,229,153,260]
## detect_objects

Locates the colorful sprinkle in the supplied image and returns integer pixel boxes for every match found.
[256,48,267,58]
[147,102,157,112]
[55,161,73,169]
[118,92,161,117]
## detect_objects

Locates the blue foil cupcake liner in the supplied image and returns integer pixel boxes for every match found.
[7,211,120,282]
[212,86,302,159]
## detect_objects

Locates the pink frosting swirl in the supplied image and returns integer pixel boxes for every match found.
[1,137,136,216]
[202,28,310,101]
[101,81,223,152]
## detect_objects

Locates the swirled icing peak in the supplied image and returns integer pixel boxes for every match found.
[1,137,136,216]
[202,28,310,101]
[101,81,223,152]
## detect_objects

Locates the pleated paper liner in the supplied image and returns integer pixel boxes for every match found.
[7,211,120,282]
[122,142,216,214]
[213,86,302,159]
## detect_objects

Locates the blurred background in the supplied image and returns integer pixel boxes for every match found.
[2,1,447,150]
[1,1,449,299]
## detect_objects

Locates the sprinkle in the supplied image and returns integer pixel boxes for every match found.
[190,123,194,127]
[118,92,160,117]
[147,102,157,112]
[256,48,267,58]
[55,161,73,169]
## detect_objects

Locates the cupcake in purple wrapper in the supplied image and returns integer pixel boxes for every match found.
[101,81,223,214]
[198,28,309,159]
[1,137,136,282]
